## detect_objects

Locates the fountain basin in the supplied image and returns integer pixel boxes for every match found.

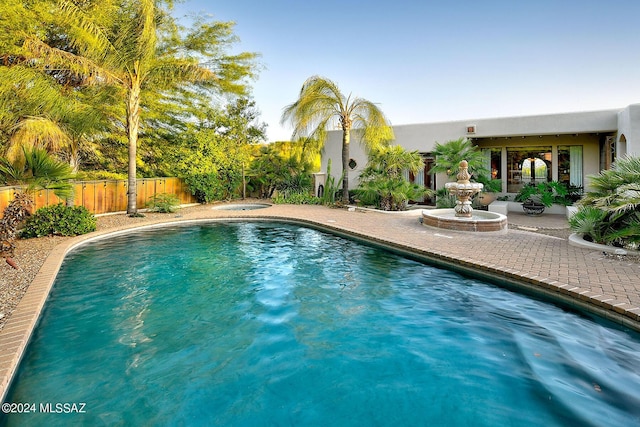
[422,209,508,233]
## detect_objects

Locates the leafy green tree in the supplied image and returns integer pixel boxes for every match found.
[4,90,112,175]
[171,99,266,202]
[249,146,299,198]
[356,145,430,211]
[248,137,319,199]
[0,0,114,168]
[13,0,257,214]
[281,76,394,203]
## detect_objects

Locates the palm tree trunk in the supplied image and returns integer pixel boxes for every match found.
[66,148,80,207]
[126,75,141,215]
[341,127,350,203]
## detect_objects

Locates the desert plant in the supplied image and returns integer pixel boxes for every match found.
[356,178,426,211]
[320,159,343,205]
[568,205,609,243]
[579,155,640,214]
[147,193,180,213]
[570,155,640,249]
[435,187,457,208]
[475,175,503,193]
[272,191,320,205]
[0,148,74,258]
[21,204,96,238]
[355,146,430,211]
[276,173,313,198]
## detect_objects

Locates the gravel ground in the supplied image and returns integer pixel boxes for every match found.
[1,204,637,331]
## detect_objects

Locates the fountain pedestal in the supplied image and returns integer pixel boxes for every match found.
[422,160,508,233]
[444,160,483,218]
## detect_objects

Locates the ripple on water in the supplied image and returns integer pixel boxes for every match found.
[3,222,640,427]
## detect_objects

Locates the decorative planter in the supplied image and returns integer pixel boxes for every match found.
[522,201,545,216]
[477,192,496,206]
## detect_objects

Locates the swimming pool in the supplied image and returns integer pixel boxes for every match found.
[2,222,640,426]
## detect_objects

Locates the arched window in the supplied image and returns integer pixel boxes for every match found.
[521,157,547,185]
[619,134,628,158]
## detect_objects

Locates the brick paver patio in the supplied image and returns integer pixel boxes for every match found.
[1,203,639,401]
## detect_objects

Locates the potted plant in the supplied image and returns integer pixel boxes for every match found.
[475,176,502,206]
[515,181,570,215]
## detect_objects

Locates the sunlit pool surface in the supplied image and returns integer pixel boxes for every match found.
[2,222,640,426]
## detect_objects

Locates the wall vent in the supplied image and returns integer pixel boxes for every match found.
[466,125,476,134]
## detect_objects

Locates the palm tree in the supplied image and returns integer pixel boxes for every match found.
[365,145,424,179]
[5,86,113,173]
[571,155,640,247]
[357,145,430,211]
[430,137,488,180]
[0,147,74,260]
[281,76,394,203]
[20,0,256,214]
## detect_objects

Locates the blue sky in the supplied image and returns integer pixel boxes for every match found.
[174,0,640,142]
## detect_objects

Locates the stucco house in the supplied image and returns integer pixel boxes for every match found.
[319,103,640,206]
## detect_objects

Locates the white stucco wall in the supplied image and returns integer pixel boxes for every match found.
[617,104,640,157]
[321,106,633,191]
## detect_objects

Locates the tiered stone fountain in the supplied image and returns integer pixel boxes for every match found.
[422,160,508,233]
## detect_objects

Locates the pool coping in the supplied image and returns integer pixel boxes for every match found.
[1,205,640,403]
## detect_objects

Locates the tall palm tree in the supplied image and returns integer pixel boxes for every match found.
[281,76,394,203]
[20,0,256,214]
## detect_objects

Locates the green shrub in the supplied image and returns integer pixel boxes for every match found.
[277,173,312,197]
[568,205,609,244]
[354,146,431,211]
[570,156,640,249]
[75,171,127,180]
[22,204,96,238]
[272,191,320,205]
[147,193,180,213]
[435,188,457,208]
[515,181,572,207]
[184,170,241,203]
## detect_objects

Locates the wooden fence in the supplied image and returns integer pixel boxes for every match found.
[0,177,197,219]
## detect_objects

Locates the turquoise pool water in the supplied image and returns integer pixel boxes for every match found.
[2,222,640,426]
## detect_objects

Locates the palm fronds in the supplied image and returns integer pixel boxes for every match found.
[572,155,640,249]
[430,137,489,179]
[281,75,394,203]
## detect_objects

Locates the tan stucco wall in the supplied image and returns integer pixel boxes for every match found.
[476,134,601,193]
